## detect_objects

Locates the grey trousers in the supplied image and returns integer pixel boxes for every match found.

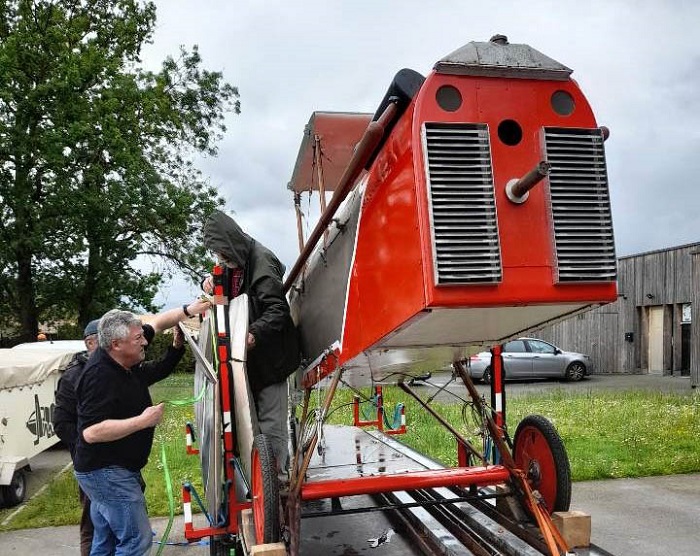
[254,380,289,470]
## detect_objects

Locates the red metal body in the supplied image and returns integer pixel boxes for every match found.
[340,73,615,364]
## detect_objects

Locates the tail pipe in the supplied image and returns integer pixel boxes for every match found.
[506,160,551,204]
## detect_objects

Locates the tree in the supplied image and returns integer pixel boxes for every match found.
[0,0,240,340]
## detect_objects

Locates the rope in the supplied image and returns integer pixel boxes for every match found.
[154,384,207,555]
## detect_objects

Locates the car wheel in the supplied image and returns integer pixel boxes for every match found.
[565,362,586,382]
[481,367,491,384]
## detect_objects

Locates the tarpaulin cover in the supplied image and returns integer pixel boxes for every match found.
[0,347,78,390]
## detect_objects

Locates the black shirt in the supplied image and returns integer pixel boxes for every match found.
[73,332,183,472]
[52,351,90,456]
[52,325,158,458]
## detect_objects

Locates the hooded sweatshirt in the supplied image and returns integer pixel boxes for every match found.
[203,211,300,393]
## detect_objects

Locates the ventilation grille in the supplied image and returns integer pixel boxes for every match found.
[544,127,617,282]
[423,123,501,284]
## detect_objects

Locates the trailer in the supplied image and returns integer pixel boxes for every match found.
[181,35,617,555]
[0,342,82,507]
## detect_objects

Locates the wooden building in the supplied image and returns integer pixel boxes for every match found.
[529,242,699,387]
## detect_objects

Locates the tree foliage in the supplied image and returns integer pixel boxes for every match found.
[0,0,239,340]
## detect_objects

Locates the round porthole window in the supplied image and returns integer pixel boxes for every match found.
[498,119,522,146]
[435,85,462,112]
[551,90,575,116]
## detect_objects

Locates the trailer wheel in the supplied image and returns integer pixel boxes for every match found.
[513,415,571,514]
[1,468,27,507]
[251,434,280,544]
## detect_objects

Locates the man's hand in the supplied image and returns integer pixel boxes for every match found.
[202,275,214,295]
[173,325,185,349]
[247,332,256,349]
[186,297,211,317]
[140,403,165,428]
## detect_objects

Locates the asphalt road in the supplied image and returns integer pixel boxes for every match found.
[0,373,697,555]
[415,370,694,403]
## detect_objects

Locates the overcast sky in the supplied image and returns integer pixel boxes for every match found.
[142,0,700,307]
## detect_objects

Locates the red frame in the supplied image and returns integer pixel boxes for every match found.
[182,265,251,543]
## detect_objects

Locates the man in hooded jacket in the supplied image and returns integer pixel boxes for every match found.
[203,210,300,468]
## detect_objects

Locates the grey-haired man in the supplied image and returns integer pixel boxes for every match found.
[54,299,209,556]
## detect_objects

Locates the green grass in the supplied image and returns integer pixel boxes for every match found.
[328,385,700,480]
[2,376,699,531]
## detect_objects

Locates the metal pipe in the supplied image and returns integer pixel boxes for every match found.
[301,466,511,500]
[452,361,516,469]
[399,382,485,464]
[284,101,399,292]
[291,365,344,498]
[313,135,329,247]
[289,387,311,489]
[293,191,305,254]
[505,160,551,204]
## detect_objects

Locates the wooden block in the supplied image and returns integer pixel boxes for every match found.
[250,543,287,555]
[552,510,591,548]
[242,509,286,555]
[240,509,255,552]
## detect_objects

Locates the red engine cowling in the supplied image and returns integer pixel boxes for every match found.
[288,36,616,384]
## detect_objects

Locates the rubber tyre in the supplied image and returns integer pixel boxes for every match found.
[565,362,586,382]
[251,434,281,544]
[513,415,571,514]
[1,469,27,507]
[481,366,492,384]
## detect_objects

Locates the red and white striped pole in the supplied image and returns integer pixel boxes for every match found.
[490,344,506,463]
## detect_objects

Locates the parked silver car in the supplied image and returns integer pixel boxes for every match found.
[468,338,593,383]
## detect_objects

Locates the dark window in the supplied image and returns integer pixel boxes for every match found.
[436,85,462,112]
[527,340,556,354]
[503,340,526,353]
[551,90,575,116]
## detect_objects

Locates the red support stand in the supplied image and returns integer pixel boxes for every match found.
[352,385,406,435]
[185,422,199,455]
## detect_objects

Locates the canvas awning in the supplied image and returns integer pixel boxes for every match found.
[287,111,373,194]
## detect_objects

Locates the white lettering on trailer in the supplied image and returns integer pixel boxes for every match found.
[183,502,192,524]
[495,393,503,412]
[186,433,193,446]
[223,411,232,432]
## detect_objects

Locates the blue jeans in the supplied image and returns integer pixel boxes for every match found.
[75,466,152,556]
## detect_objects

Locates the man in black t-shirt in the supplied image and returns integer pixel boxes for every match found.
[65,298,209,555]
[54,319,179,556]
